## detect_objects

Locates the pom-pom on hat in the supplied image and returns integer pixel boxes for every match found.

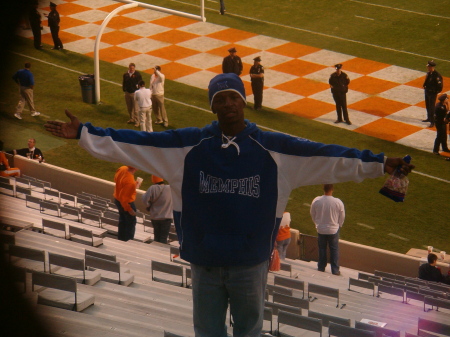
[152,175,164,184]
[228,47,237,53]
[208,73,246,111]
[427,60,436,67]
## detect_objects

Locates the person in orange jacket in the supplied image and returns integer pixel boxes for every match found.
[113,165,141,241]
[276,212,292,260]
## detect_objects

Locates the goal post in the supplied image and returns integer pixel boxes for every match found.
[94,0,206,104]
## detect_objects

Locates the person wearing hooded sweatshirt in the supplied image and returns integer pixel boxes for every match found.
[142,175,173,243]
[45,73,414,337]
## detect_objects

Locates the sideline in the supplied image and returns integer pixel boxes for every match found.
[166,0,450,64]
[10,51,450,184]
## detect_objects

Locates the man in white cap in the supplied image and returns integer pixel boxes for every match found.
[45,73,414,337]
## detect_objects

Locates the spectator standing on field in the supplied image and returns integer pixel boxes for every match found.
[142,175,173,244]
[122,63,142,126]
[150,66,168,127]
[310,184,345,276]
[13,62,40,120]
[134,80,153,132]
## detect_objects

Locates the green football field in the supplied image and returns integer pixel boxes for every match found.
[0,0,448,254]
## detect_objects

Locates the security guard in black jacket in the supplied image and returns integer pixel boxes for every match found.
[222,47,243,76]
[423,60,443,128]
[433,93,450,155]
[250,56,264,110]
[329,64,351,125]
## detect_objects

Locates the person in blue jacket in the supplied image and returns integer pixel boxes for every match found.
[45,73,414,337]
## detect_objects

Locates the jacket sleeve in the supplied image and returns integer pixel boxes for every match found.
[264,134,385,189]
[77,123,197,182]
[155,70,165,84]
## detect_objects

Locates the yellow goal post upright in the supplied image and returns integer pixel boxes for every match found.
[94,0,206,104]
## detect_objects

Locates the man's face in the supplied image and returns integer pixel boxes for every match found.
[28,139,35,149]
[335,68,341,75]
[230,51,236,57]
[427,65,434,72]
[129,65,135,73]
[212,91,245,124]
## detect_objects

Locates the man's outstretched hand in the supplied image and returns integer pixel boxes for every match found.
[384,157,415,176]
[44,109,80,139]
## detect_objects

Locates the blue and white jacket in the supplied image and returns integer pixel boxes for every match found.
[77,120,385,267]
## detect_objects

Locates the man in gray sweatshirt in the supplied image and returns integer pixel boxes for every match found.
[142,175,173,243]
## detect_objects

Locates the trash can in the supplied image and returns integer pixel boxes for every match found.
[78,74,95,104]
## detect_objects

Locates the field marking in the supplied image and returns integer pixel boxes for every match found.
[357,223,375,229]
[348,0,450,20]
[388,233,409,241]
[166,0,450,64]
[355,15,374,21]
[412,170,450,183]
[9,51,450,185]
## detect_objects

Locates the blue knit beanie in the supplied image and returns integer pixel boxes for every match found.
[208,73,246,111]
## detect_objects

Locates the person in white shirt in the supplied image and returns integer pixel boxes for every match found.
[150,66,168,127]
[134,80,153,132]
[310,184,345,275]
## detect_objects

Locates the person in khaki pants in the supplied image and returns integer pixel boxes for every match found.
[13,62,40,120]
[134,80,153,132]
[150,66,168,127]
[122,63,142,127]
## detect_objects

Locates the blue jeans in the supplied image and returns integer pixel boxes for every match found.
[276,238,291,260]
[114,199,136,241]
[318,230,340,274]
[191,260,269,337]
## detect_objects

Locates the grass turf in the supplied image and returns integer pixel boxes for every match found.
[1,0,449,255]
